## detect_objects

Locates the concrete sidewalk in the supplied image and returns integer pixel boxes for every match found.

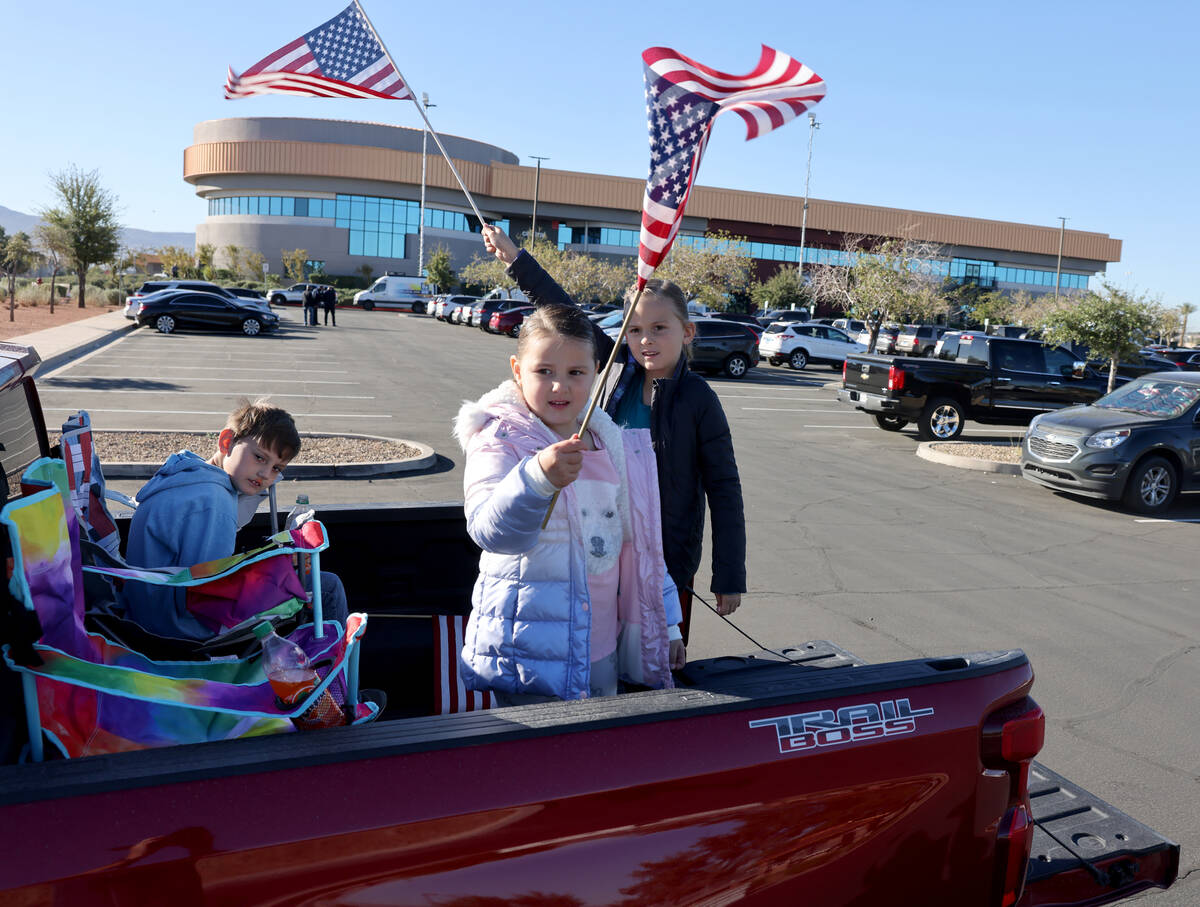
[9,310,135,374]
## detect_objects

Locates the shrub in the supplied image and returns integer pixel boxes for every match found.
[16,284,56,306]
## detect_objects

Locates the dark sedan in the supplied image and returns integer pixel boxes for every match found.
[690,319,759,379]
[1021,372,1200,514]
[1149,348,1200,370]
[135,291,280,336]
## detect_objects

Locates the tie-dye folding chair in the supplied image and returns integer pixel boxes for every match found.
[0,457,376,762]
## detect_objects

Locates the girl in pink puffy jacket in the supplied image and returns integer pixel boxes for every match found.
[453,304,683,703]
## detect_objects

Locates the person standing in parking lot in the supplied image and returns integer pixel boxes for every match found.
[322,286,337,326]
[302,286,317,326]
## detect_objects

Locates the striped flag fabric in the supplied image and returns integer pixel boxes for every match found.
[637,45,826,287]
[225,2,411,101]
[433,614,494,714]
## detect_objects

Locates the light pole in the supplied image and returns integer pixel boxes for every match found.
[529,155,550,247]
[797,113,821,288]
[1054,216,1067,299]
[417,92,436,279]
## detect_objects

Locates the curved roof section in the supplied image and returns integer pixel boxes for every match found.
[192,117,518,167]
[185,118,1121,263]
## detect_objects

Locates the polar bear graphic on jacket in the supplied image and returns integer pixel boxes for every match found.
[575,478,623,575]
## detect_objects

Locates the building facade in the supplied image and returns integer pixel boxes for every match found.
[185,117,1120,293]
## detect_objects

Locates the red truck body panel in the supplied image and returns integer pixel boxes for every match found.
[0,661,1032,905]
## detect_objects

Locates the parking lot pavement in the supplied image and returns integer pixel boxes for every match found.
[59,310,1200,899]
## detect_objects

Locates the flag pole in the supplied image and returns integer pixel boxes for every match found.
[541,285,645,528]
[353,0,489,229]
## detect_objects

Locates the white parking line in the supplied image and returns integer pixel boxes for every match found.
[57,364,347,375]
[38,389,374,399]
[49,374,360,385]
[717,394,837,401]
[802,424,881,429]
[742,407,848,413]
[41,407,391,418]
[1134,518,1200,523]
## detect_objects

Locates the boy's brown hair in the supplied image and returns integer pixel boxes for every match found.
[223,398,301,461]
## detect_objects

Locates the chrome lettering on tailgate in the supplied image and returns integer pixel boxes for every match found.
[749,698,935,755]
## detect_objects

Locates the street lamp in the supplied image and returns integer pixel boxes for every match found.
[797,113,821,284]
[529,155,550,247]
[1054,216,1068,299]
[418,92,436,278]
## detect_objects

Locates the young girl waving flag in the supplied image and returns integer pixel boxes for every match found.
[482,226,747,643]
[453,304,683,703]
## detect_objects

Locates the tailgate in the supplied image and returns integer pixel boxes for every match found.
[1020,762,1179,905]
[842,354,899,394]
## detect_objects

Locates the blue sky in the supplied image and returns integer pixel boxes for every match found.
[4,0,1195,314]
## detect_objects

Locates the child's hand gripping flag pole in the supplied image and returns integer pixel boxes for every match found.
[224,1,489,229]
[541,45,827,527]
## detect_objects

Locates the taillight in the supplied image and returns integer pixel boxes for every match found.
[982,699,1045,907]
[842,359,848,381]
[887,365,905,391]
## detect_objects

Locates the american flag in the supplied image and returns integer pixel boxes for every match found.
[637,45,826,287]
[225,2,411,101]
[434,614,495,714]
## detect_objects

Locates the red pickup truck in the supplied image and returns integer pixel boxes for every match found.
[0,343,1179,905]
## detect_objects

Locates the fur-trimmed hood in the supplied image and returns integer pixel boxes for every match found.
[454,379,631,539]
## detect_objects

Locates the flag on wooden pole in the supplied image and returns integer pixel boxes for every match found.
[225,2,411,100]
[637,45,827,287]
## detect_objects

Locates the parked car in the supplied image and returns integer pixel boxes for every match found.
[596,310,626,339]
[896,324,949,357]
[223,286,266,301]
[856,324,902,354]
[760,322,866,371]
[1021,372,1200,514]
[267,283,333,307]
[689,319,760,378]
[838,334,1117,440]
[756,307,809,328]
[134,291,279,336]
[436,295,479,323]
[124,280,242,319]
[1151,348,1200,370]
[488,305,535,337]
[986,324,1036,339]
[471,298,525,329]
[1104,352,1182,379]
[832,318,868,335]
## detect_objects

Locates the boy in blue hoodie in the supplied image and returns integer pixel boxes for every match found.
[124,400,348,640]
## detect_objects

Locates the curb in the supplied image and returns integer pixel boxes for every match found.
[36,319,137,373]
[92,430,437,479]
[916,441,1022,476]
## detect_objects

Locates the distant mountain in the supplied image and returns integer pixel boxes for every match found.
[0,205,195,251]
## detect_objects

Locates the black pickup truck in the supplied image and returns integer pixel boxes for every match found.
[837,331,1118,440]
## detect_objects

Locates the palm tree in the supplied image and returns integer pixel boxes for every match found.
[1179,303,1196,347]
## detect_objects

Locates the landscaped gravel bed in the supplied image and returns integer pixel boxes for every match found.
[49,431,422,465]
[928,441,1022,463]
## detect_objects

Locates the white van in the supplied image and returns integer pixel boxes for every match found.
[481,286,529,303]
[354,275,430,313]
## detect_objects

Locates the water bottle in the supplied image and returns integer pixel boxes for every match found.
[252,621,345,729]
[287,494,315,592]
